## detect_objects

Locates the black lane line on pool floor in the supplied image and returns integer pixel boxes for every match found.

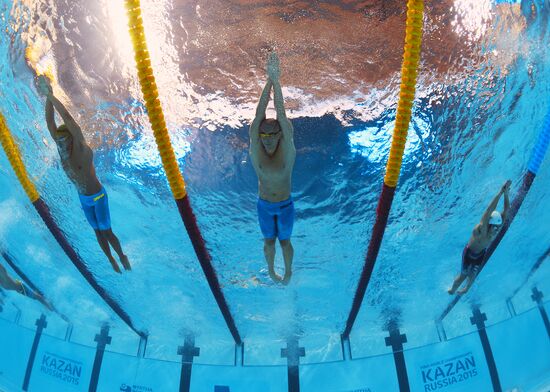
[340,334,352,360]
[137,335,148,358]
[385,325,410,392]
[508,246,550,302]
[175,196,242,346]
[531,287,550,339]
[343,184,396,340]
[178,334,200,392]
[282,337,305,392]
[89,325,112,392]
[470,307,502,392]
[22,314,47,391]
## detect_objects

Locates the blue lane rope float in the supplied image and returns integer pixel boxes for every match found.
[528,108,550,175]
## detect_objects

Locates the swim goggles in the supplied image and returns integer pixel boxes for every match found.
[259,130,282,138]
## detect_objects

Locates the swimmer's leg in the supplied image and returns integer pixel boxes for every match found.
[93,193,130,271]
[95,230,121,273]
[280,239,294,285]
[448,273,467,294]
[104,229,131,271]
[264,238,281,282]
[457,274,476,295]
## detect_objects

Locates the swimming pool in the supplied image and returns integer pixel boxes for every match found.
[0,0,549,391]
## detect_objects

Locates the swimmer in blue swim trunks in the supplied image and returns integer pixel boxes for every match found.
[38,76,131,273]
[249,52,296,284]
[448,180,511,295]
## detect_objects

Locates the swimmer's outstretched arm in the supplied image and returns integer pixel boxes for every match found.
[479,184,505,229]
[268,53,293,140]
[45,99,57,138]
[38,76,85,143]
[255,80,273,119]
[501,181,511,221]
[250,79,273,143]
[39,77,57,139]
[48,94,85,142]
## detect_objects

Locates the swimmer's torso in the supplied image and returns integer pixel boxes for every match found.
[468,223,492,253]
[251,137,296,202]
[58,138,102,195]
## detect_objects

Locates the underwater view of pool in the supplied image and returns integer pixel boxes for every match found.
[0,0,549,390]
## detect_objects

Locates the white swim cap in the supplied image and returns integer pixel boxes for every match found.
[489,211,502,226]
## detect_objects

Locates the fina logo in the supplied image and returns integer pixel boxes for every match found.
[120,384,153,392]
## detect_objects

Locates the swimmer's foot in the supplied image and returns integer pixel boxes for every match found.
[447,287,455,295]
[457,287,468,295]
[269,270,282,283]
[120,255,132,271]
[109,257,122,274]
[282,272,292,285]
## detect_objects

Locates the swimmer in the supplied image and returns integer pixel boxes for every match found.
[0,264,52,310]
[448,180,511,295]
[249,52,296,285]
[37,76,131,273]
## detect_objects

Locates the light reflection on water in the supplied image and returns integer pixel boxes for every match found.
[348,112,432,164]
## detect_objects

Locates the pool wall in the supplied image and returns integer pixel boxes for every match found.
[1,293,549,392]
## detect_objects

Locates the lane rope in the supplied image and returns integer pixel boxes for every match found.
[125,0,186,199]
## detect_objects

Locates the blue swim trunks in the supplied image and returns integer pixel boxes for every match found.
[78,187,111,231]
[257,197,295,241]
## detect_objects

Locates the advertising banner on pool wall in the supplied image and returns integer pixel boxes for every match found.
[405,332,492,392]
[26,333,95,392]
[0,304,548,391]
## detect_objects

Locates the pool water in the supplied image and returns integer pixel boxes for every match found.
[0,0,549,391]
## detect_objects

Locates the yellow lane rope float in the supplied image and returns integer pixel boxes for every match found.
[125,0,187,199]
[384,0,424,188]
[0,113,39,202]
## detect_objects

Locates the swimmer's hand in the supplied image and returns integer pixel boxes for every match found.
[502,180,512,194]
[267,52,280,81]
[37,75,52,97]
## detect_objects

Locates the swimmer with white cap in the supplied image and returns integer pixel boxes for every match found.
[448,180,512,295]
